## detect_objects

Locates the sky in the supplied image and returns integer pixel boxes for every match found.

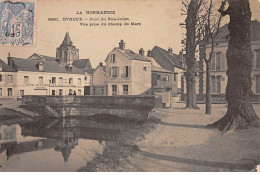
[0,0,260,68]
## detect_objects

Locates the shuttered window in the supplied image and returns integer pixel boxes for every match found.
[256,76,260,93]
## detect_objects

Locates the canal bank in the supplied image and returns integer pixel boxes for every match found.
[78,103,260,172]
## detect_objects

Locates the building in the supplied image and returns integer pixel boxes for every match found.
[0,59,17,99]
[105,40,152,96]
[91,62,106,95]
[150,46,186,97]
[72,58,93,95]
[56,32,79,64]
[195,20,260,102]
[3,55,88,99]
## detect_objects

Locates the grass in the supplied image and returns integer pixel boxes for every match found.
[78,118,158,172]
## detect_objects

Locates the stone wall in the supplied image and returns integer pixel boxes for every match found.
[22,95,159,119]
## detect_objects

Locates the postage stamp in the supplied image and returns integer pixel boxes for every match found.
[0,0,35,46]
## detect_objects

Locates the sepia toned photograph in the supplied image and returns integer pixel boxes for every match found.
[0,0,260,172]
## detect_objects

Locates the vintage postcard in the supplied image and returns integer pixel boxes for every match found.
[0,0,259,172]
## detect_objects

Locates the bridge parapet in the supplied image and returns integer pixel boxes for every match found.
[21,95,157,119]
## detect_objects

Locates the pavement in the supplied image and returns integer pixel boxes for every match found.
[121,103,260,172]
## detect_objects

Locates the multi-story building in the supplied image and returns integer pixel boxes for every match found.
[0,59,17,99]
[105,40,152,96]
[195,20,260,102]
[91,62,106,95]
[3,56,88,99]
[150,46,185,97]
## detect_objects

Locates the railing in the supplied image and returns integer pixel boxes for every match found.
[22,95,155,109]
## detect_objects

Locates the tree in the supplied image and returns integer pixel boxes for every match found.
[209,0,260,131]
[181,0,203,109]
[199,0,223,114]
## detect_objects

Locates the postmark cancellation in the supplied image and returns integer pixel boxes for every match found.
[0,0,35,46]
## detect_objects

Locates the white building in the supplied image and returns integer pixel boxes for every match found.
[0,59,17,99]
[105,40,152,96]
[1,55,90,100]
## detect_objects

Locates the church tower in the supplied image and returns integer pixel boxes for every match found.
[56,32,79,64]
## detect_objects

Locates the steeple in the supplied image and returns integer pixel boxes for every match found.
[56,31,79,63]
[61,32,73,46]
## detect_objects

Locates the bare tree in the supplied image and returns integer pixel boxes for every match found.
[181,0,203,109]
[199,0,223,114]
[208,0,260,131]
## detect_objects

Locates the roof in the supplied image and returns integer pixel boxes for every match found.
[93,65,106,75]
[151,65,175,74]
[10,57,85,74]
[151,46,184,71]
[121,49,151,62]
[61,32,73,46]
[214,20,260,42]
[72,59,92,70]
[28,53,57,61]
[0,59,16,72]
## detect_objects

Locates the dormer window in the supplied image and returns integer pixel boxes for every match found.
[39,62,44,71]
[111,54,116,63]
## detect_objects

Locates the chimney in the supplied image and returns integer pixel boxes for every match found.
[7,53,12,66]
[99,62,103,67]
[119,39,125,50]
[139,48,145,56]
[168,47,173,55]
[147,50,152,57]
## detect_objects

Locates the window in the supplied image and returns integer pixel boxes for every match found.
[125,66,129,77]
[123,85,128,95]
[20,90,24,96]
[143,67,147,71]
[52,90,55,96]
[0,88,2,96]
[84,76,87,81]
[211,75,221,93]
[78,78,81,85]
[59,77,63,85]
[39,63,44,71]
[216,76,221,93]
[166,75,169,81]
[78,89,81,95]
[39,77,43,85]
[24,76,29,84]
[93,88,96,95]
[69,78,73,85]
[256,50,260,69]
[174,74,177,81]
[8,75,12,83]
[211,53,216,71]
[52,77,56,84]
[211,76,216,93]
[157,74,161,80]
[69,89,73,95]
[111,54,116,63]
[7,88,12,96]
[112,85,117,95]
[59,89,63,95]
[216,52,221,71]
[221,53,225,70]
[0,74,2,82]
[101,89,104,95]
[111,67,118,78]
[256,76,260,93]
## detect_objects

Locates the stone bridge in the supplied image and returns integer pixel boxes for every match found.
[21,95,158,119]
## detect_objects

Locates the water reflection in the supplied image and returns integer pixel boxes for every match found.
[0,117,124,172]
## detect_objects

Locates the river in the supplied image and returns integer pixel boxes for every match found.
[0,117,125,172]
